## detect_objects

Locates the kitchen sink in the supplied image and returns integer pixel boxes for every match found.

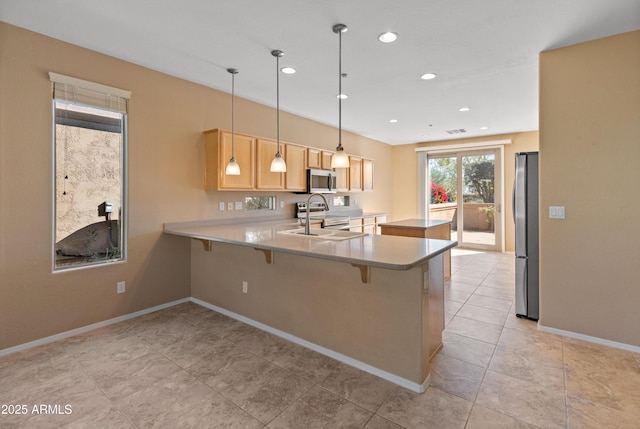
[277,227,368,241]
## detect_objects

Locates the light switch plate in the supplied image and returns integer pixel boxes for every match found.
[219,202,225,211]
[235,201,243,210]
[227,202,233,211]
[549,206,565,219]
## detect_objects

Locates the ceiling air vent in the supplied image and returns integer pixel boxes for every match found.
[446,128,467,135]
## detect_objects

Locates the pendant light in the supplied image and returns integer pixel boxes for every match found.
[225,68,241,175]
[270,50,287,173]
[331,23,350,169]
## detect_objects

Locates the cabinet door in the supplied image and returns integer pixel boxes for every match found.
[204,129,255,190]
[285,144,307,191]
[335,166,348,192]
[363,158,374,191]
[256,138,284,190]
[307,148,321,169]
[321,151,334,170]
[349,156,362,191]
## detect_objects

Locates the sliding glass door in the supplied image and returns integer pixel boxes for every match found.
[427,149,501,251]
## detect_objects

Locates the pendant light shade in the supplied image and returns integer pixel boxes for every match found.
[225,68,241,175]
[331,23,350,169]
[270,50,287,173]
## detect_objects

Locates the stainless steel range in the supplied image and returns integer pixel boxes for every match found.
[295,202,350,230]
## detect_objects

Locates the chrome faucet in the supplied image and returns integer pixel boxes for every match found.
[305,193,330,235]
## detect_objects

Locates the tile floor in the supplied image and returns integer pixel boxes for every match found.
[1,249,639,428]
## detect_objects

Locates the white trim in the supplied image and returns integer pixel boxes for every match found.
[49,72,131,99]
[0,298,189,357]
[538,323,640,354]
[191,297,430,393]
[415,139,511,153]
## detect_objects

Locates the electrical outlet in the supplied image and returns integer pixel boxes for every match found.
[228,202,234,211]
[242,281,248,294]
[280,200,284,209]
[235,201,243,210]
[219,202,225,211]
[117,281,125,294]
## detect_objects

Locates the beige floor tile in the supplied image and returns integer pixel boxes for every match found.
[456,304,508,327]
[447,280,480,293]
[451,272,487,286]
[563,338,640,417]
[377,386,472,429]
[473,285,514,301]
[270,342,342,385]
[440,331,496,368]
[445,298,465,315]
[466,294,512,312]
[321,362,397,412]
[363,415,404,429]
[489,344,564,389]
[61,407,135,429]
[503,312,538,333]
[446,289,473,303]
[465,405,541,429]
[475,370,566,429]
[225,324,291,361]
[268,385,372,429]
[221,362,313,424]
[165,391,264,429]
[156,330,225,368]
[429,353,486,401]
[566,395,640,429]
[446,316,503,344]
[87,352,183,400]
[116,370,217,428]
[187,343,273,392]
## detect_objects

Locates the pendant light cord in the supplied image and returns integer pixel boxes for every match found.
[276,53,281,155]
[338,28,342,149]
[231,71,235,159]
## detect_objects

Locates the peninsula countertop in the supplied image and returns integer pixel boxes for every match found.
[378,218,452,229]
[164,219,457,271]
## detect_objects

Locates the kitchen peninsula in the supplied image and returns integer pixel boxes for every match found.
[164,219,457,392]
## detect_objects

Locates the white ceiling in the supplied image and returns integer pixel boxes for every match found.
[1,0,639,145]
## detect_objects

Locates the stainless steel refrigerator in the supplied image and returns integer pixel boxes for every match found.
[513,152,539,320]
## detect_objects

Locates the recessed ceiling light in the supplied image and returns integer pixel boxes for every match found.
[480,126,489,130]
[378,32,398,43]
[336,93,348,99]
[389,119,398,123]
[420,73,437,80]
[281,67,296,74]
[459,107,470,112]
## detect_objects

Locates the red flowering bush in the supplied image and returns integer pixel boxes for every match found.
[430,182,449,204]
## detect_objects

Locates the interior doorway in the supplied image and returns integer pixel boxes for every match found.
[425,148,502,251]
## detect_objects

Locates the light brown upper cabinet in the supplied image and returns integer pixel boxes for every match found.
[363,158,374,192]
[349,156,363,191]
[256,138,284,190]
[307,148,321,169]
[321,151,334,170]
[335,166,349,192]
[204,129,255,190]
[285,143,307,191]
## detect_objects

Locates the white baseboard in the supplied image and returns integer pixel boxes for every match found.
[190,297,430,393]
[0,298,190,358]
[538,323,640,353]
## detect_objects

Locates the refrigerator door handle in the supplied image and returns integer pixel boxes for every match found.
[512,180,516,223]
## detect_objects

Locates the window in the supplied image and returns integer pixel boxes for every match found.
[50,73,130,271]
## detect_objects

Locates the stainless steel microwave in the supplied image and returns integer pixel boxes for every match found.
[306,169,337,193]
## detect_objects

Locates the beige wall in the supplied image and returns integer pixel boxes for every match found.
[0,22,393,350]
[539,30,640,346]
[391,132,539,252]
